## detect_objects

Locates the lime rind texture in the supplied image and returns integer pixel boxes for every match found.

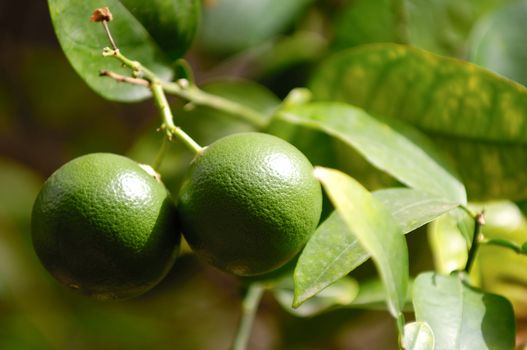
[178,133,322,276]
[31,153,180,300]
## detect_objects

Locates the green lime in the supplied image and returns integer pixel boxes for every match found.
[177,132,322,276]
[31,153,180,300]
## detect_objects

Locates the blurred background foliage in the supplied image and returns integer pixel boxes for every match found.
[1,0,526,349]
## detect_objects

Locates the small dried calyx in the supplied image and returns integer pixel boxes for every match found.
[90,7,113,22]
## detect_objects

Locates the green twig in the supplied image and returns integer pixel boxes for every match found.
[479,237,523,254]
[458,204,476,220]
[102,48,266,128]
[94,13,203,155]
[231,284,264,350]
[150,82,203,155]
[94,8,267,127]
[464,211,485,273]
[161,82,267,127]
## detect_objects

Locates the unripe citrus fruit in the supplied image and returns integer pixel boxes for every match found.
[177,132,322,276]
[31,153,180,300]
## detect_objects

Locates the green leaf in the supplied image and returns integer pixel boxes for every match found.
[266,118,398,191]
[402,321,435,350]
[470,0,527,85]
[277,102,466,204]
[293,211,370,306]
[294,188,452,306]
[310,43,527,200]
[413,272,516,350]
[469,0,527,86]
[48,0,173,102]
[333,0,397,49]
[313,167,409,318]
[120,0,201,60]
[407,0,476,56]
[428,210,471,274]
[274,276,359,317]
[197,0,313,55]
[373,188,459,233]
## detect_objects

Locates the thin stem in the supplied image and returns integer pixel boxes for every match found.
[459,204,476,219]
[479,237,523,254]
[162,82,267,127]
[231,284,264,350]
[102,20,118,51]
[102,47,267,128]
[99,70,149,86]
[464,211,485,273]
[150,82,203,155]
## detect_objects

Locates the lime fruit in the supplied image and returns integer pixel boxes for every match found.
[177,132,322,276]
[31,153,180,300]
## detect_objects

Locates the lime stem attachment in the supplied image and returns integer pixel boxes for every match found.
[100,48,266,128]
[150,82,203,155]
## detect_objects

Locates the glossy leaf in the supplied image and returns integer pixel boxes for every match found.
[469,0,527,86]
[373,188,459,233]
[277,102,466,204]
[332,0,504,56]
[293,211,370,306]
[310,43,527,200]
[413,272,516,350]
[266,118,398,191]
[428,210,471,274]
[314,167,409,318]
[294,188,453,306]
[402,322,435,350]
[198,0,313,54]
[120,0,201,60]
[274,276,359,317]
[48,0,173,101]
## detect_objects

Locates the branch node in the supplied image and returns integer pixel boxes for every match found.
[102,47,117,57]
[176,78,190,89]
